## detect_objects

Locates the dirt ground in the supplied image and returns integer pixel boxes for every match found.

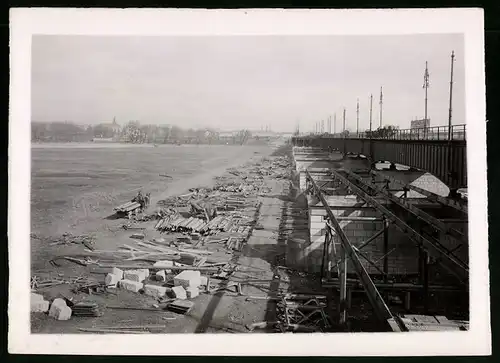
[30,143,330,334]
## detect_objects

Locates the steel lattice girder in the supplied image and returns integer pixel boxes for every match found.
[343,169,468,269]
[327,169,469,282]
[348,170,467,247]
[370,170,468,213]
[305,170,406,332]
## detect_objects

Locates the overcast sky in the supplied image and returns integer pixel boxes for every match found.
[32,34,464,132]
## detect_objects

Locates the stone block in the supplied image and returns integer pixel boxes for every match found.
[105,273,121,287]
[155,270,167,282]
[31,293,44,301]
[144,284,167,298]
[199,275,208,286]
[174,270,201,289]
[123,269,149,282]
[49,298,72,320]
[186,286,199,299]
[119,279,144,293]
[112,267,124,280]
[171,285,187,300]
[31,294,49,313]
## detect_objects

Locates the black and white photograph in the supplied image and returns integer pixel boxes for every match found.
[9,8,490,356]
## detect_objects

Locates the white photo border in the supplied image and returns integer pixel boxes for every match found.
[9,7,489,356]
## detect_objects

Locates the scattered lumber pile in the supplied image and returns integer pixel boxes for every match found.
[31,153,299,332]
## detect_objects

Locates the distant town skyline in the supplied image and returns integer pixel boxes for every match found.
[32,34,465,132]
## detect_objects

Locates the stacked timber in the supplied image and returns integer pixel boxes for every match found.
[114,201,142,213]
[155,214,242,235]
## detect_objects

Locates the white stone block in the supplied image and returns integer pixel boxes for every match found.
[123,269,149,282]
[144,284,167,298]
[105,273,121,287]
[31,293,44,301]
[199,275,208,286]
[119,279,144,293]
[49,298,72,320]
[155,270,167,281]
[171,285,187,300]
[174,270,201,289]
[31,298,50,313]
[112,267,124,280]
[186,286,199,299]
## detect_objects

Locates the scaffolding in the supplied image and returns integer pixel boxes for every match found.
[304,166,469,332]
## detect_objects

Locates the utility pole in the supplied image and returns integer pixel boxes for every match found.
[448,50,455,140]
[369,94,373,158]
[356,98,360,136]
[379,86,383,128]
[334,113,337,135]
[343,108,346,133]
[321,119,324,134]
[369,94,373,134]
[343,107,347,157]
[423,61,430,136]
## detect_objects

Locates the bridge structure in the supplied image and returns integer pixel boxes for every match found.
[291,124,467,194]
[287,124,469,331]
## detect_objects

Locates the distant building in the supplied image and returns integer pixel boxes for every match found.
[411,118,430,129]
[99,119,121,134]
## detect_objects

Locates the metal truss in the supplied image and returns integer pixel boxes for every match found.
[347,169,468,256]
[326,169,468,282]
[305,170,407,332]
[369,170,468,214]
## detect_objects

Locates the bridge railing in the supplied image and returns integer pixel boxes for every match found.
[307,124,467,141]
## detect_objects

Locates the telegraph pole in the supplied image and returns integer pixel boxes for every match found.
[369,94,373,134]
[321,119,325,134]
[369,94,373,158]
[334,113,337,135]
[423,61,430,136]
[343,108,346,133]
[343,107,347,157]
[356,98,360,136]
[448,50,455,140]
[379,86,383,128]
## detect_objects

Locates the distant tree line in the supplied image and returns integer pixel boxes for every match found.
[31,120,252,145]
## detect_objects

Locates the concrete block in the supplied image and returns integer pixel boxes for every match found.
[105,273,121,287]
[174,270,201,289]
[119,279,144,293]
[31,293,44,301]
[49,298,72,320]
[112,267,124,280]
[155,270,167,281]
[123,269,149,282]
[144,284,167,298]
[171,285,187,300]
[199,275,208,286]
[186,286,199,299]
[31,294,49,313]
